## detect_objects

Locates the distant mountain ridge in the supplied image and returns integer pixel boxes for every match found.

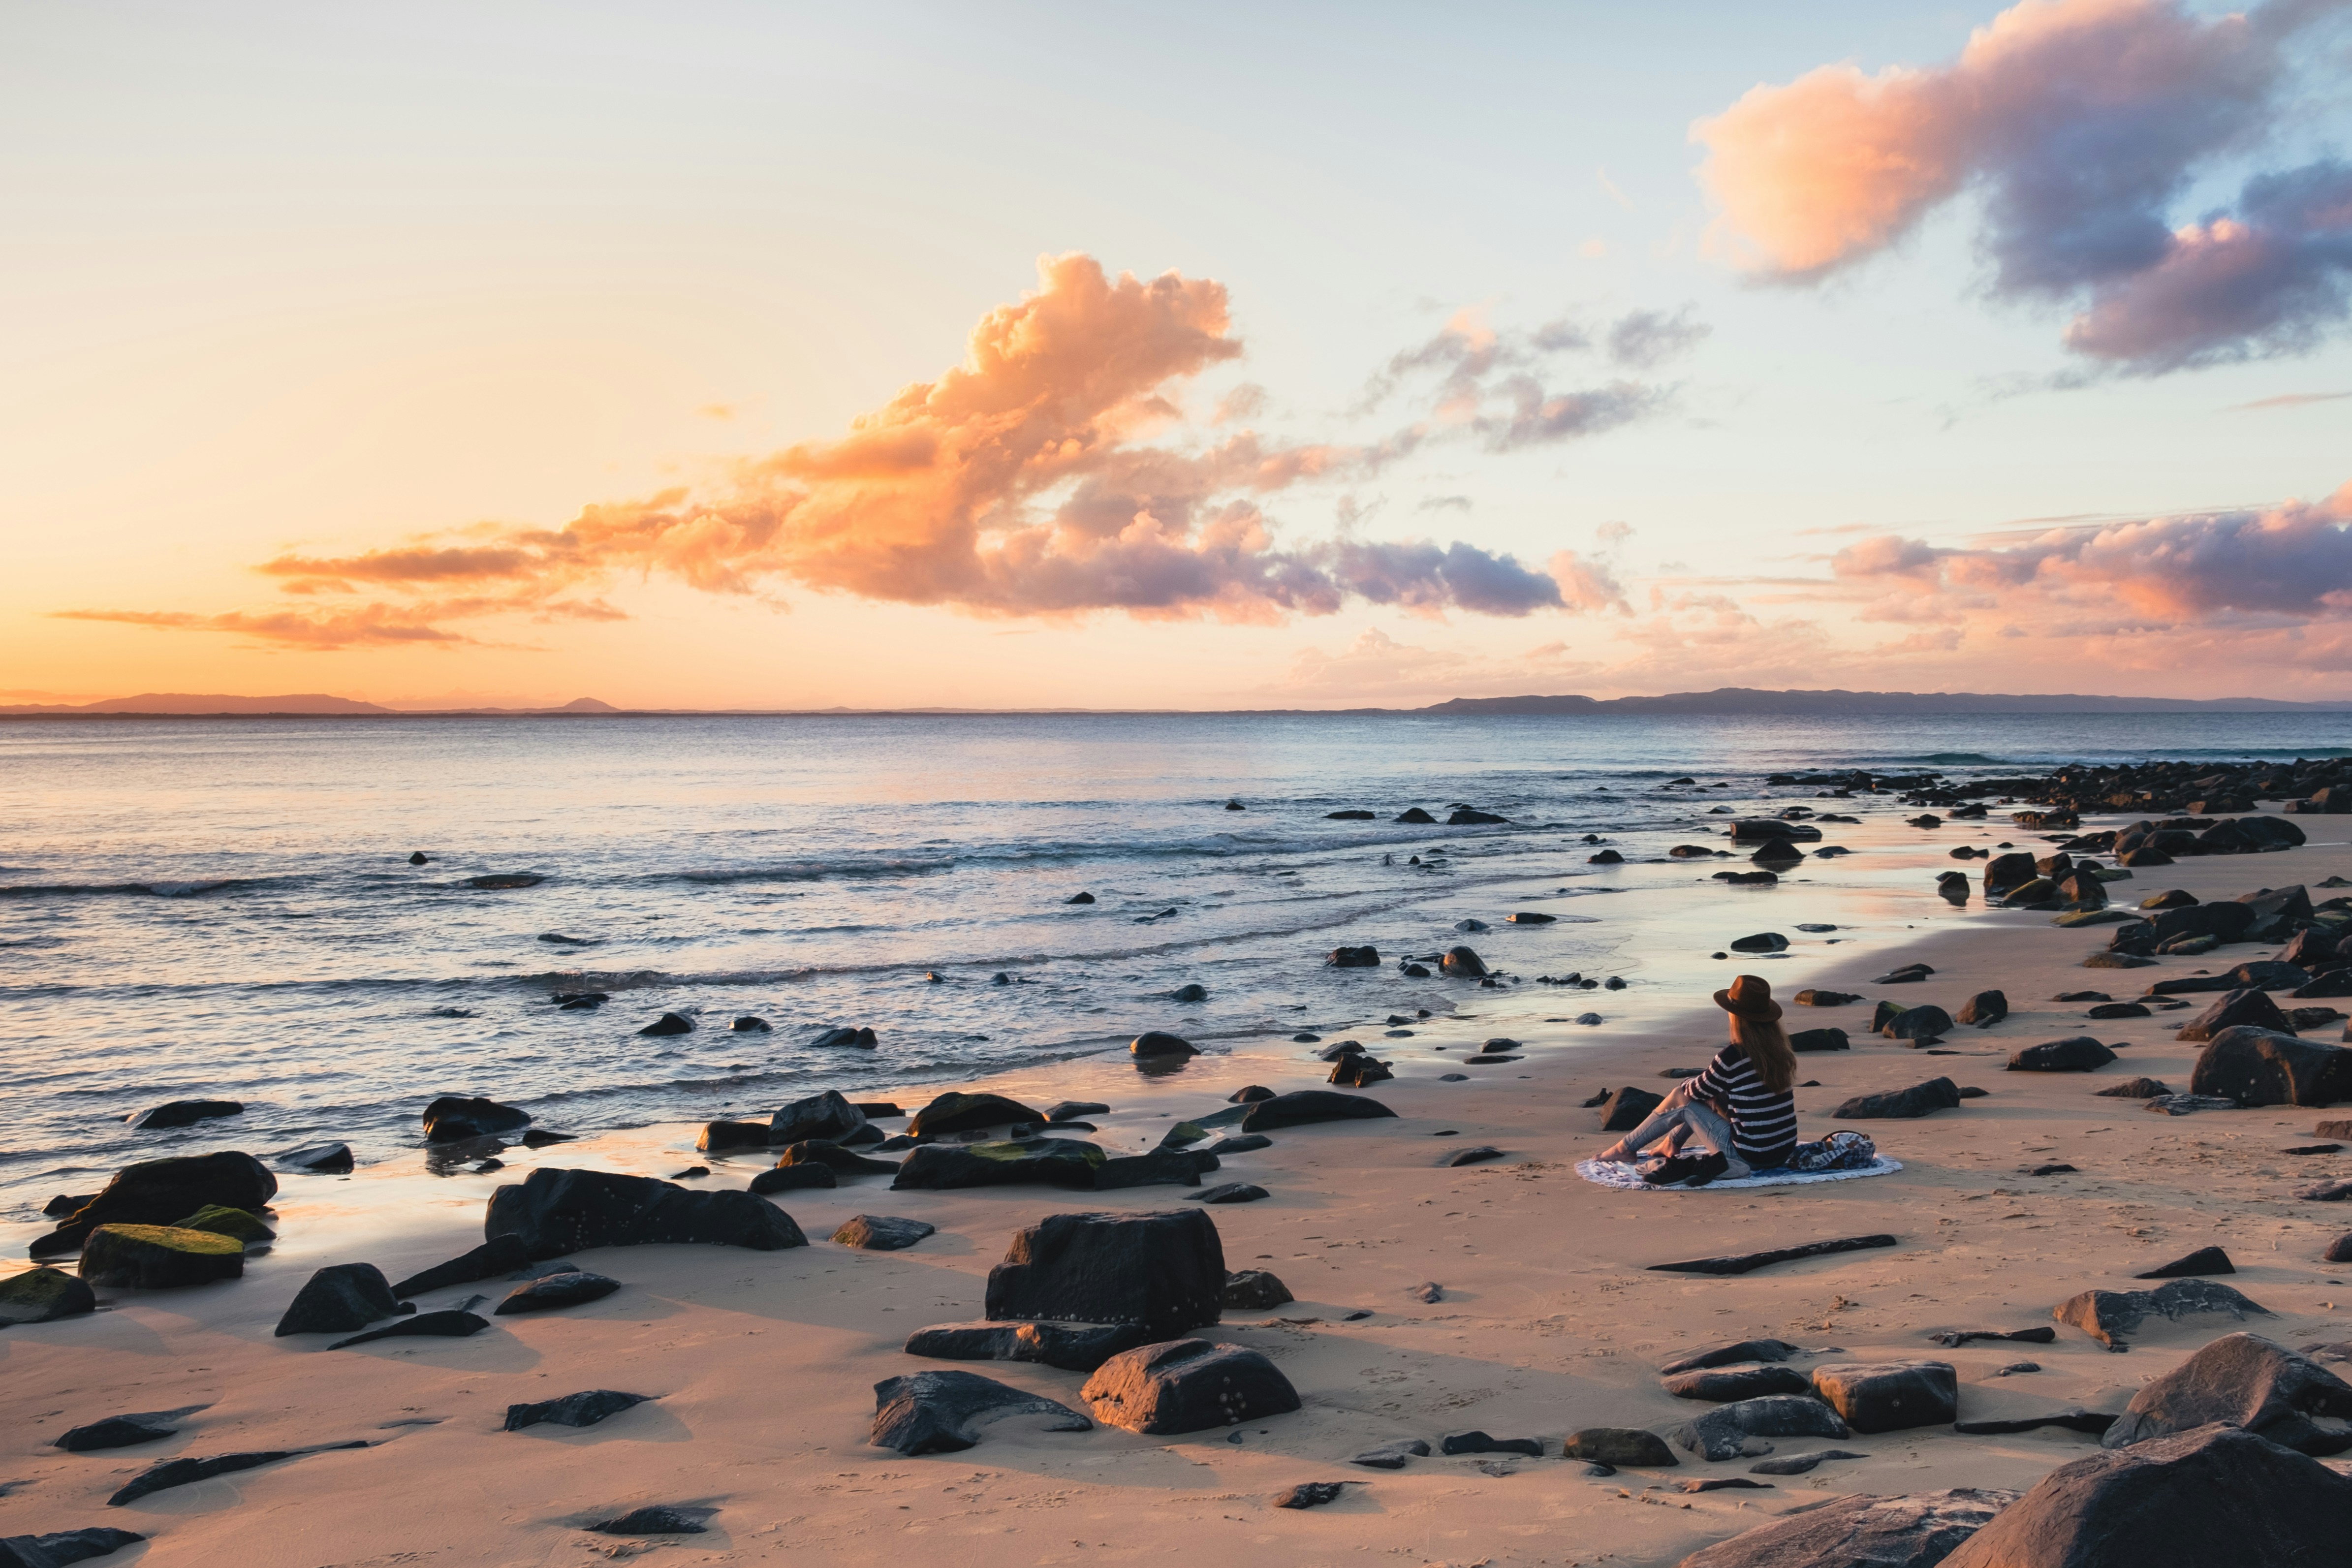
[1417,688,2352,715]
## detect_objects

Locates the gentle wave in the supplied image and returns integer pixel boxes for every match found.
[0,876,279,899]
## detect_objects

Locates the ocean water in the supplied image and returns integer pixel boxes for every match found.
[3,709,2347,1212]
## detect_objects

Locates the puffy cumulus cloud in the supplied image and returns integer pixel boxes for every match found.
[1694,0,2352,370]
[1830,481,2352,623]
[2064,159,2352,370]
[82,255,1682,648]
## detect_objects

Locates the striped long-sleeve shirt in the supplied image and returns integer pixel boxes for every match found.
[1690,1043,1797,1168]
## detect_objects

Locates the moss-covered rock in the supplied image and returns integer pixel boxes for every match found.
[0,1264,99,1324]
[78,1225,246,1289]
[171,1204,276,1245]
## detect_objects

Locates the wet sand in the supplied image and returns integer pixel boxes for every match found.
[7,817,2352,1567]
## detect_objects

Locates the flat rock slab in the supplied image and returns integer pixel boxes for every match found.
[1441,1431,1543,1456]
[1273,1481,1351,1509]
[2054,1279,2269,1348]
[1187,1183,1268,1204]
[1680,1477,1772,1493]
[590,1506,714,1536]
[1673,1395,1851,1461]
[870,1370,1090,1455]
[1238,1091,1397,1133]
[1930,1326,2056,1348]
[54,1406,207,1452]
[903,1319,1148,1374]
[2008,1036,2118,1072]
[391,1235,532,1299]
[1941,1424,2352,1568]
[1650,1235,1898,1277]
[1562,1428,1677,1467]
[1748,1448,1868,1475]
[1676,1487,2017,1568]
[330,1309,490,1349]
[503,1390,653,1432]
[1436,1146,1505,1168]
[1811,1362,1958,1433]
[1663,1364,1814,1402]
[1954,1412,2117,1436]
[1350,1439,1430,1469]
[831,1215,936,1251]
[1660,1339,1801,1375]
[495,1270,620,1315]
[0,1528,147,1567]
[2100,1331,2352,1454]
[107,1442,370,1505]
[1082,1339,1301,1434]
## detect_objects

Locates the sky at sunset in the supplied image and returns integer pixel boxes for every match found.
[5,0,2352,708]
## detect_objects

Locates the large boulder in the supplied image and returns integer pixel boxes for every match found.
[1834,1078,1962,1120]
[1079,1339,1301,1434]
[1441,946,1489,978]
[1812,1361,1958,1433]
[2178,987,2295,1042]
[422,1095,531,1143]
[2149,902,2257,947]
[906,1092,1045,1138]
[1093,1148,1220,1190]
[2054,1279,2269,1349]
[0,1265,98,1324]
[890,1138,1104,1190]
[1882,1005,1955,1042]
[1676,1489,2015,1568]
[2101,1333,2352,1455]
[2239,883,2316,941]
[0,1529,150,1568]
[29,1151,278,1257]
[484,1168,807,1258]
[1984,851,2041,898]
[984,1209,1224,1339]
[1238,1091,1398,1133]
[77,1225,244,1289]
[1942,1423,2352,1568]
[1672,1395,1850,1461]
[869,1370,1089,1456]
[274,1263,406,1336]
[2008,1037,2118,1073]
[1956,990,2009,1027]
[768,1090,868,1146]
[1598,1085,1666,1131]
[2190,1026,2352,1107]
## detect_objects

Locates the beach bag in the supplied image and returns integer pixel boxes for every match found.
[1785,1129,1877,1172]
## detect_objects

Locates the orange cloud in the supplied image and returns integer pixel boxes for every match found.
[1693,0,2350,369]
[77,254,1684,648]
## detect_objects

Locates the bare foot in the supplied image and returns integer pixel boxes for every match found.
[1594,1143,1636,1164]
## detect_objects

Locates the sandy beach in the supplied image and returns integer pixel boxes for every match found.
[8,814,2352,1568]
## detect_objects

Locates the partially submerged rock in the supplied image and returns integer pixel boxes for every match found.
[870,1370,1089,1455]
[274,1138,352,1172]
[127,1099,243,1130]
[31,1151,278,1257]
[422,1095,531,1142]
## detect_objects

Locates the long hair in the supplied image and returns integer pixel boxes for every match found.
[1729,1011,1796,1094]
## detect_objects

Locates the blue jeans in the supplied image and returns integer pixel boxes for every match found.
[1614,1081,1754,1179]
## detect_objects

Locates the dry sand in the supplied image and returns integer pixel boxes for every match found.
[8,822,2352,1567]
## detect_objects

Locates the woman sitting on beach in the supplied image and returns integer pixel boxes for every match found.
[1594,973,1798,1186]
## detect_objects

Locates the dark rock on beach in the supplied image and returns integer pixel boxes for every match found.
[1081,1338,1301,1434]
[31,1151,278,1257]
[1882,1004,1954,1043]
[1659,1339,1801,1375]
[1189,1182,1270,1203]
[1795,989,1861,1006]
[1272,1481,1349,1509]
[750,1163,836,1194]
[892,1138,1103,1191]
[832,1214,936,1250]
[1941,1423,2352,1568]
[1441,945,1488,977]
[107,1441,370,1505]
[2054,1279,2269,1349]
[55,1409,200,1452]
[495,1269,621,1314]
[0,1266,98,1324]
[775,1139,898,1175]
[985,1208,1224,1338]
[486,1168,807,1258]
[127,1099,243,1130]
[391,1234,531,1298]
[423,1096,531,1143]
[1673,1395,1851,1461]
[907,1091,1045,1137]
[329,1309,490,1349]
[1789,1027,1851,1052]
[2178,987,2294,1042]
[0,1527,148,1565]
[1811,1361,1958,1433]
[276,1263,407,1336]
[1239,1090,1398,1132]
[503,1389,652,1432]
[77,1225,244,1289]
[696,1120,770,1153]
[1442,1430,1543,1456]
[870,1370,1090,1456]
[1834,1078,1962,1120]
[2135,1245,2234,1279]
[2008,1036,2118,1072]
[1664,1364,1814,1402]
[1352,1438,1432,1468]
[2190,1025,2352,1106]
[590,1506,712,1536]
[1132,1030,1197,1059]
[1598,1085,1666,1131]
[904,1319,1149,1373]
[1562,1428,1677,1467]
[769,1089,869,1146]
[2100,1333,2352,1454]
[1956,990,2008,1027]
[1678,1488,2016,1568]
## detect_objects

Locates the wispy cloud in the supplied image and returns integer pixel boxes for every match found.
[2232,390,2352,410]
